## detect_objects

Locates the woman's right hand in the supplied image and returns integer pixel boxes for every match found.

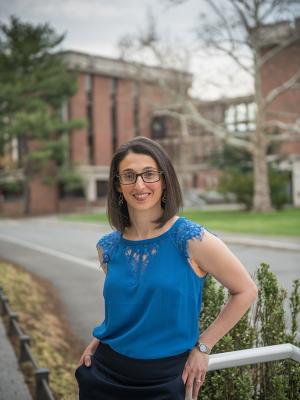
[77,338,100,368]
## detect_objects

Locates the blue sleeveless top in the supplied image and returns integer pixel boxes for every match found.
[93,217,207,359]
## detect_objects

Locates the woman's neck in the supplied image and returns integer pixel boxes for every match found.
[124,208,177,240]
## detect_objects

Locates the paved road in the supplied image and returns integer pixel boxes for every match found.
[0,217,109,345]
[226,243,300,295]
[0,216,299,345]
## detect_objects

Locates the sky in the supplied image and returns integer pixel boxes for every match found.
[2,0,296,100]
[1,0,200,56]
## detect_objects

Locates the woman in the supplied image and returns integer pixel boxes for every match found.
[75,137,257,400]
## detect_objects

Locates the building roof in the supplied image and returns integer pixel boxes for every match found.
[59,50,193,88]
[254,17,300,47]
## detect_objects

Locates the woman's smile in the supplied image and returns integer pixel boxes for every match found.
[132,192,151,201]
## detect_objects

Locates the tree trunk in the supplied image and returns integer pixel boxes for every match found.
[22,136,31,215]
[252,50,273,212]
[252,142,272,211]
[23,178,31,215]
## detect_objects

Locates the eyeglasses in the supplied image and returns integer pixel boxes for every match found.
[117,170,163,185]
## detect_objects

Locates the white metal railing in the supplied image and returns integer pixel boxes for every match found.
[208,343,300,371]
[185,344,300,400]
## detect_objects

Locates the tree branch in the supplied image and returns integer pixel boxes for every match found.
[260,0,286,22]
[264,119,300,133]
[258,35,300,68]
[153,100,255,153]
[186,100,255,152]
[267,132,300,142]
[235,0,253,15]
[263,68,300,106]
[206,0,235,45]
[230,0,251,33]
[210,42,254,75]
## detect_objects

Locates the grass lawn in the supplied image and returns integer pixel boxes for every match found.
[63,207,300,237]
[181,208,300,236]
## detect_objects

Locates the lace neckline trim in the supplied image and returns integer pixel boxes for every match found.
[121,216,182,245]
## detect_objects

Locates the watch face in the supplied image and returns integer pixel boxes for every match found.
[199,344,207,353]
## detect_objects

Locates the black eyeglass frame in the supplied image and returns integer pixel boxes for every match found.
[116,170,164,185]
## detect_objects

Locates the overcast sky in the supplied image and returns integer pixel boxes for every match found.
[1,1,201,54]
[2,0,297,100]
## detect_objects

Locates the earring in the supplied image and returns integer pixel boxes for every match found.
[162,191,167,204]
[118,193,124,206]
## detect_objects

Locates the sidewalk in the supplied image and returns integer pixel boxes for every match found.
[219,231,300,251]
[0,318,32,400]
[49,217,300,251]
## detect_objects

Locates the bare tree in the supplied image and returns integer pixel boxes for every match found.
[119,1,300,212]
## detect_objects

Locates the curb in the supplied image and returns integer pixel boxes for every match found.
[221,236,300,251]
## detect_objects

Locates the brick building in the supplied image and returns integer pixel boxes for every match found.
[61,50,192,206]
[62,53,252,205]
[154,95,255,195]
[1,18,299,215]
[259,18,300,206]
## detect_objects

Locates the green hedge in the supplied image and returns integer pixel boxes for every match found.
[0,179,24,199]
[218,170,291,210]
[199,263,300,399]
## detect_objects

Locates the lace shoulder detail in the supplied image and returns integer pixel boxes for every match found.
[96,231,121,264]
[171,218,205,259]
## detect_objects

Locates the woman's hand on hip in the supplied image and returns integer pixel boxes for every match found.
[77,349,93,368]
[77,339,100,368]
[182,348,209,400]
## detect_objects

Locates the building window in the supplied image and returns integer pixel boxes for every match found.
[61,101,69,122]
[111,78,118,153]
[193,174,198,188]
[225,102,256,133]
[151,116,167,139]
[133,81,140,136]
[96,180,108,197]
[85,74,94,164]
[17,135,27,167]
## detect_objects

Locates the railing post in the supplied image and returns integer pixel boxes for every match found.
[1,287,55,399]
[0,294,8,316]
[35,368,49,400]
[8,312,19,335]
[19,335,31,363]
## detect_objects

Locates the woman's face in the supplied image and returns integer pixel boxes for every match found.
[117,152,165,214]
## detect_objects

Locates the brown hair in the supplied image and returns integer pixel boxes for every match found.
[107,137,183,232]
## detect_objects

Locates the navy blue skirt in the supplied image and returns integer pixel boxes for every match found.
[75,343,189,399]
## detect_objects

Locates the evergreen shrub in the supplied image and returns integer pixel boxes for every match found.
[199,263,300,399]
[0,179,24,199]
[218,170,291,210]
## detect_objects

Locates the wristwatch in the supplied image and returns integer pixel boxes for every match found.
[196,342,211,355]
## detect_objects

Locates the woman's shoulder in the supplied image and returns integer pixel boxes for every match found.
[96,230,121,248]
[172,217,205,240]
[96,231,122,263]
[170,217,206,257]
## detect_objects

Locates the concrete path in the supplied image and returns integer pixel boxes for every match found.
[0,318,32,400]
[219,231,300,251]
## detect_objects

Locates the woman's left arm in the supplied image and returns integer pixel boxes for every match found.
[191,230,258,348]
[182,230,258,399]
